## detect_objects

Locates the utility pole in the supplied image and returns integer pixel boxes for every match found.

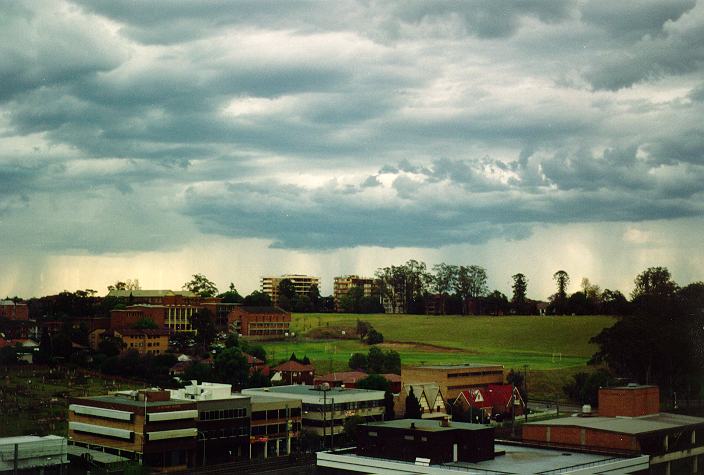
[330,397,335,452]
[511,383,516,438]
[523,364,529,422]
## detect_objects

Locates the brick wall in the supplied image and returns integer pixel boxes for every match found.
[599,386,659,417]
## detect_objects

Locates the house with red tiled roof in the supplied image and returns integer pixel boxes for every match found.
[453,384,524,421]
[243,352,270,376]
[272,360,315,385]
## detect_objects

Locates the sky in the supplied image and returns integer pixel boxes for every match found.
[1,0,703,299]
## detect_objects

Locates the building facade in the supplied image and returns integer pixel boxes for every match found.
[402,363,504,400]
[260,275,320,306]
[227,306,291,339]
[243,385,385,438]
[522,385,704,474]
[168,382,250,465]
[0,300,29,320]
[272,360,316,385]
[68,389,198,471]
[333,276,375,312]
[106,290,201,333]
[249,395,302,459]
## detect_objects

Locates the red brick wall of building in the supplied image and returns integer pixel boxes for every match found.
[0,303,29,320]
[227,308,291,336]
[111,306,167,329]
[522,425,639,453]
[599,386,659,417]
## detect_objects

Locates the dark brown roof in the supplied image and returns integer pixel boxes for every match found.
[274,360,315,372]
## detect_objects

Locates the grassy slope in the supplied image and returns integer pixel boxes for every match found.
[262,314,616,398]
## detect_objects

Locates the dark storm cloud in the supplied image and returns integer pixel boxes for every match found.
[1,0,703,254]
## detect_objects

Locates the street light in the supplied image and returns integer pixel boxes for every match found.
[198,431,206,466]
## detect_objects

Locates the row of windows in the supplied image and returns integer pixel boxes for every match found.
[251,422,301,436]
[201,426,248,439]
[252,408,301,420]
[447,371,503,378]
[200,408,247,421]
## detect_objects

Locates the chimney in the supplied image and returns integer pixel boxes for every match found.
[410,422,416,430]
[440,416,450,427]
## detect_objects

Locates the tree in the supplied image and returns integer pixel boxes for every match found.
[356,320,371,340]
[132,317,158,329]
[632,267,678,301]
[0,347,18,365]
[405,387,422,419]
[348,352,368,371]
[432,263,457,315]
[343,415,366,444]
[357,374,390,392]
[507,369,525,400]
[551,270,570,314]
[248,370,271,388]
[98,333,124,357]
[563,370,615,406]
[382,349,401,374]
[108,279,140,292]
[214,347,249,388]
[454,265,488,314]
[278,279,297,301]
[367,346,385,373]
[183,273,218,297]
[182,361,214,382]
[384,390,395,420]
[192,308,217,354]
[308,284,321,311]
[365,328,384,345]
[243,291,272,306]
[218,283,243,303]
[511,273,528,309]
[484,290,509,316]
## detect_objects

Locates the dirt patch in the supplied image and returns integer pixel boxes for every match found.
[378,341,478,354]
[305,325,358,340]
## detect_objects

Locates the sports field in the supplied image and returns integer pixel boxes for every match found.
[261,314,616,397]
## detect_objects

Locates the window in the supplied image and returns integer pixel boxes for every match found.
[368,431,378,437]
[404,435,414,441]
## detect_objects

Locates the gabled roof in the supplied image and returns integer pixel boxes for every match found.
[273,360,315,372]
[315,371,369,384]
[404,382,444,410]
[487,384,524,408]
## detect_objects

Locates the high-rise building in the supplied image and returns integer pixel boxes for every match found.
[260,274,320,306]
[333,275,376,312]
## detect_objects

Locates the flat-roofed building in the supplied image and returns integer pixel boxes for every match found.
[110,305,168,330]
[68,389,197,471]
[249,394,302,459]
[356,418,494,464]
[0,435,68,473]
[402,363,504,400]
[106,290,201,333]
[260,275,320,306]
[0,300,29,320]
[168,382,250,465]
[243,385,385,438]
[523,385,704,474]
[227,306,291,339]
[333,276,376,312]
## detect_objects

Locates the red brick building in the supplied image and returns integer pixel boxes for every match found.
[227,306,291,339]
[453,384,525,420]
[110,305,168,329]
[0,300,29,320]
[522,385,704,474]
[272,360,315,385]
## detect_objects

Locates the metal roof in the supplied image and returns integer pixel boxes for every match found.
[363,418,490,432]
[526,412,704,435]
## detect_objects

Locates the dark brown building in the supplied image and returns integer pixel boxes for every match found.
[249,395,302,459]
[356,418,494,464]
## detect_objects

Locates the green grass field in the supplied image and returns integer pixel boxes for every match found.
[262,314,616,398]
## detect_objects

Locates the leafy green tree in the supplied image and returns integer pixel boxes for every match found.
[356,320,371,340]
[243,291,272,306]
[382,349,401,374]
[182,362,214,382]
[484,290,509,316]
[632,267,678,301]
[214,347,249,388]
[563,370,615,406]
[191,308,217,353]
[405,387,422,419]
[308,284,321,311]
[342,415,365,444]
[278,279,297,300]
[384,391,395,420]
[511,273,528,308]
[98,334,124,357]
[183,273,218,297]
[366,328,384,345]
[357,374,390,392]
[224,333,239,348]
[348,352,368,371]
[432,263,457,315]
[132,317,158,329]
[248,370,271,388]
[218,283,243,303]
[367,346,385,373]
